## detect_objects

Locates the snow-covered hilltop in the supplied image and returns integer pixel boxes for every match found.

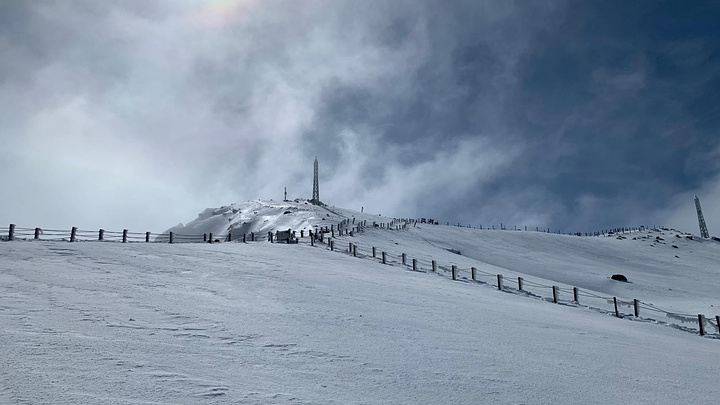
[161,199,399,239]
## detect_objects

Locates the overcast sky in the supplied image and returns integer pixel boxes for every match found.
[2,0,719,235]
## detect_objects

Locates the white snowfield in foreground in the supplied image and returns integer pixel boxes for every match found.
[1,237,720,404]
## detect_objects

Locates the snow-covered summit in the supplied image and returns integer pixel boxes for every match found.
[162,199,398,238]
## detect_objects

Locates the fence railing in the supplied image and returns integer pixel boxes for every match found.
[3,224,276,244]
[2,220,402,245]
[404,218,697,239]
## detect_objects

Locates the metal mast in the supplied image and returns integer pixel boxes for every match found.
[312,157,320,204]
[695,194,710,238]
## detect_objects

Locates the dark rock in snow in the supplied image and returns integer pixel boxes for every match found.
[672,245,679,249]
[611,274,628,282]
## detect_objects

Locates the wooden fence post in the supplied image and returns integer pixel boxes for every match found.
[717,316,720,335]
[311,235,314,246]
[122,229,128,243]
[169,232,174,244]
[348,242,352,252]
[552,286,558,303]
[412,259,417,271]
[402,253,406,265]
[70,227,77,242]
[353,245,357,257]
[382,252,386,264]
[330,240,334,251]
[35,228,40,240]
[471,267,476,281]
[518,277,523,291]
[243,233,246,243]
[8,224,15,241]
[573,287,579,303]
[497,274,503,290]
[203,233,207,242]
[613,297,620,317]
[452,265,456,280]
[251,232,254,242]
[209,233,213,243]
[633,299,639,317]
[698,315,705,336]
[227,232,232,242]
[372,247,376,258]
[432,260,436,272]
[146,232,151,242]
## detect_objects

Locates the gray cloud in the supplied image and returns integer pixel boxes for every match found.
[1,1,719,235]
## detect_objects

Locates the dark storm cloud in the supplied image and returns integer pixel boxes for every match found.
[499,1,720,231]
[1,1,719,234]
[306,1,720,232]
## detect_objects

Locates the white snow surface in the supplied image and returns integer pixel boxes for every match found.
[2,201,720,404]
[161,199,396,240]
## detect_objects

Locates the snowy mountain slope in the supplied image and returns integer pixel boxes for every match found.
[340,224,720,316]
[167,200,719,316]
[1,240,719,404]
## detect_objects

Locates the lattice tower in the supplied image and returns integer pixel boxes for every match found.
[695,194,710,238]
[312,157,320,204]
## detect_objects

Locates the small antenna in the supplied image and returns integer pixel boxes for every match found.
[284,187,287,202]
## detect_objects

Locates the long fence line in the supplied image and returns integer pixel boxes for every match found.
[401,218,658,238]
[2,219,397,245]
[317,222,720,339]
[3,224,289,244]
[4,221,717,338]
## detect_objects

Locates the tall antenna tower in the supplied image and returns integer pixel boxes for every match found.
[311,157,320,205]
[694,194,710,238]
